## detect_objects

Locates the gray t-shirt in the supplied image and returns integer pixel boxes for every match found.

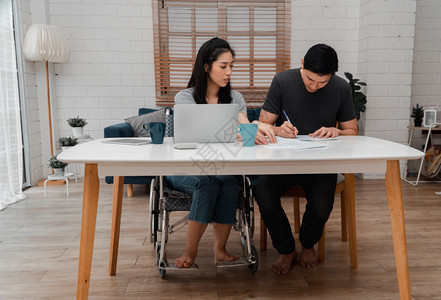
[263,68,355,135]
[175,87,247,114]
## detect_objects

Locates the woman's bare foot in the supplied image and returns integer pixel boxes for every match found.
[299,246,319,269]
[214,248,239,264]
[175,251,197,268]
[271,250,297,275]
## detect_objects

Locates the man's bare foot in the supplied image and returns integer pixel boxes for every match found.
[214,249,239,264]
[299,246,319,269]
[175,251,197,268]
[271,250,297,275]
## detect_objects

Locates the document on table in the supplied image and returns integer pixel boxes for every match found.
[263,136,337,150]
[102,138,151,145]
[295,135,339,141]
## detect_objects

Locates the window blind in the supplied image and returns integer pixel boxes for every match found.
[152,0,291,107]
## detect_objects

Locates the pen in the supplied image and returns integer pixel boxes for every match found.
[283,109,298,137]
[282,110,291,123]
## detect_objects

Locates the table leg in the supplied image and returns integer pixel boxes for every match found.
[109,176,124,276]
[44,179,48,198]
[74,163,78,183]
[77,163,100,300]
[66,178,69,196]
[343,173,358,269]
[385,160,411,300]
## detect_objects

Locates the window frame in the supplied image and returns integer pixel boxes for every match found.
[152,0,291,107]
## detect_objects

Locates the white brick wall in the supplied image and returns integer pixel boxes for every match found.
[407,1,441,173]
[49,0,156,143]
[358,0,417,178]
[291,1,360,74]
[19,0,438,183]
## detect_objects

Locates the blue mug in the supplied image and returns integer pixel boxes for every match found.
[236,123,258,147]
[143,122,165,144]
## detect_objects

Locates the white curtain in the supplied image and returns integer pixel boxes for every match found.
[0,0,26,210]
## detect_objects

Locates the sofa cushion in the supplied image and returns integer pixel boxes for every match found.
[104,122,133,138]
[139,108,158,116]
[125,108,166,137]
[247,108,262,122]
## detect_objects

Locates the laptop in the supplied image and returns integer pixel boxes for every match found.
[173,104,238,144]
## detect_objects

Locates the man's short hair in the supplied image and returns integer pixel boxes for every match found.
[303,44,338,75]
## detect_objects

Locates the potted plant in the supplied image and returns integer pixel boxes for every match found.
[411,103,424,127]
[67,116,87,137]
[58,136,78,151]
[48,155,68,177]
[344,72,367,121]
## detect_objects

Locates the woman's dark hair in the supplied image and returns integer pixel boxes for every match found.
[187,37,235,104]
[303,43,339,75]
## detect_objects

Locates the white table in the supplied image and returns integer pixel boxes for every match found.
[58,136,423,300]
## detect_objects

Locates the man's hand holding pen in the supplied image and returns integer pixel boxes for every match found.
[278,110,298,138]
[278,121,298,138]
[258,109,299,140]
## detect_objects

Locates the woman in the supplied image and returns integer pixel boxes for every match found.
[167,37,275,268]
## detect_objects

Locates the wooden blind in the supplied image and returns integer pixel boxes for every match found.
[152,0,291,107]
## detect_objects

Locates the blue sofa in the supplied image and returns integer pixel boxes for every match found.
[103,107,262,195]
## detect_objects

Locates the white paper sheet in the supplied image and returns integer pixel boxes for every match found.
[263,137,329,150]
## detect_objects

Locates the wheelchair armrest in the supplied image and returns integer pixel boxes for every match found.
[104,122,133,138]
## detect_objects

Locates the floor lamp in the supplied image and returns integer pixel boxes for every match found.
[23,24,69,179]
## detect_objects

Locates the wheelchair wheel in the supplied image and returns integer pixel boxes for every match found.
[155,242,160,262]
[159,268,166,279]
[245,176,255,239]
[248,198,255,239]
[247,245,259,273]
[149,178,159,244]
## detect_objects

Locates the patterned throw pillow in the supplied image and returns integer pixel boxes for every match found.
[125,108,166,137]
[165,111,174,137]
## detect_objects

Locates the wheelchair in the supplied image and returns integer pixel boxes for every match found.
[149,175,258,279]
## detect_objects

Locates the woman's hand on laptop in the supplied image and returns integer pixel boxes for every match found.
[253,121,276,144]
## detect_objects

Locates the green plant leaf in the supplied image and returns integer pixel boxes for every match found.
[345,72,367,121]
[344,72,353,81]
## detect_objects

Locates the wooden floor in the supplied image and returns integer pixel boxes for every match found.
[1,177,441,299]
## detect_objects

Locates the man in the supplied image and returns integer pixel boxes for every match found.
[255,43,358,275]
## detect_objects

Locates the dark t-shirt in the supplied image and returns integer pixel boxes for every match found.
[262,68,356,135]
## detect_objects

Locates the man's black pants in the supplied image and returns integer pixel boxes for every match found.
[254,173,337,254]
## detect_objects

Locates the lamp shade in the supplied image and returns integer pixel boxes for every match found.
[23,24,69,63]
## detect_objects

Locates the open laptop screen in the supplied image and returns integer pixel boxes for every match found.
[173,104,238,143]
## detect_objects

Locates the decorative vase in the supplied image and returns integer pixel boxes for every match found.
[72,127,84,137]
[53,167,65,177]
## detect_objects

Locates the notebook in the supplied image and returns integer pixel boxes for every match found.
[102,138,151,145]
[173,104,239,143]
